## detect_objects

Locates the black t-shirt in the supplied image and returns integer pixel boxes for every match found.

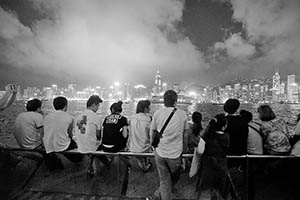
[225,115,248,155]
[102,113,128,146]
[203,131,230,158]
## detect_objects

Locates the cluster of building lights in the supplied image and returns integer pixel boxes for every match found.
[1,70,298,104]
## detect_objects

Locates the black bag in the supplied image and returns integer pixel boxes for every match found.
[151,108,177,148]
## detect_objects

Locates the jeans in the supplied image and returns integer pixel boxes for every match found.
[153,151,182,200]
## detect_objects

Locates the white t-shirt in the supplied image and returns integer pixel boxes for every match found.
[295,121,300,136]
[43,110,73,153]
[150,107,189,158]
[74,109,101,153]
[15,112,43,149]
[129,113,152,153]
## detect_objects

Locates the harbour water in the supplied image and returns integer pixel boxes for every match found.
[1,100,300,146]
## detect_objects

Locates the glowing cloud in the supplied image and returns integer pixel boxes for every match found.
[0,0,209,86]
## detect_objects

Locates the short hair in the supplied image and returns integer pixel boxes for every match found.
[240,109,253,123]
[136,100,151,113]
[26,99,42,112]
[110,101,123,113]
[53,96,68,110]
[257,105,276,121]
[86,95,103,108]
[163,90,177,107]
[192,111,202,123]
[224,99,240,114]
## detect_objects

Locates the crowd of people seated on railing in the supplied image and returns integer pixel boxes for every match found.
[3,83,300,200]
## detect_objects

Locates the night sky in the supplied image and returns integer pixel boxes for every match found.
[0,0,300,89]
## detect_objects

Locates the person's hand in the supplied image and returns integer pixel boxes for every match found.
[5,84,18,93]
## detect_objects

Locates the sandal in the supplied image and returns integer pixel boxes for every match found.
[143,161,152,173]
[87,166,95,178]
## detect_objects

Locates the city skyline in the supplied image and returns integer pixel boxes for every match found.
[1,0,300,88]
[2,69,299,104]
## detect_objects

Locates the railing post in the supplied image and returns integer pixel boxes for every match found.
[245,155,249,200]
[117,153,121,199]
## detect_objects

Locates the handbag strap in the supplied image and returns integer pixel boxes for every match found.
[159,108,177,137]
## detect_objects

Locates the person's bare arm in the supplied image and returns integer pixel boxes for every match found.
[122,126,128,138]
[38,127,44,145]
[0,84,17,110]
[182,128,190,153]
[67,119,74,139]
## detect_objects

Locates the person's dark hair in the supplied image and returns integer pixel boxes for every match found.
[192,111,203,136]
[110,101,123,113]
[26,99,42,112]
[136,100,151,113]
[224,99,240,114]
[204,113,227,138]
[86,95,103,108]
[239,109,253,123]
[53,96,68,110]
[163,90,177,107]
[297,114,300,122]
[257,105,276,121]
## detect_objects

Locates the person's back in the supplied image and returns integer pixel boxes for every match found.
[15,112,43,149]
[152,107,188,158]
[148,90,189,200]
[44,110,73,153]
[247,121,263,154]
[224,99,248,155]
[102,101,129,152]
[43,97,73,153]
[226,115,248,155]
[75,95,102,153]
[258,105,292,155]
[260,118,291,154]
[15,99,43,149]
[129,112,151,152]
[239,109,263,155]
[199,114,230,200]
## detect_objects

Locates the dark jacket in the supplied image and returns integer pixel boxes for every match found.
[225,114,248,155]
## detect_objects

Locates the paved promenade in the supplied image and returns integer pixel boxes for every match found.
[1,151,300,200]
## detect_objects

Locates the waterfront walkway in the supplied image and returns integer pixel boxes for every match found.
[1,149,300,200]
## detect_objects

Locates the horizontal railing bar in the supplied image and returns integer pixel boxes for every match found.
[3,147,298,159]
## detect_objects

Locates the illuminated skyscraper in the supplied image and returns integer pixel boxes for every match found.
[272,69,280,102]
[287,74,298,103]
[154,70,162,95]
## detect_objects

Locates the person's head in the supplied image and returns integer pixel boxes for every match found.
[136,100,151,114]
[110,101,123,113]
[257,105,276,121]
[239,109,253,123]
[191,111,203,136]
[53,96,68,111]
[26,99,42,112]
[87,95,103,112]
[192,111,202,123]
[205,113,228,135]
[163,90,177,107]
[297,114,300,122]
[224,99,240,114]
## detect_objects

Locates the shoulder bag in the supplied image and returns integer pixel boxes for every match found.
[151,108,177,148]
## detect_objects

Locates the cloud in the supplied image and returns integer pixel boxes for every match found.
[0,0,209,86]
[209,0,300,82]
[214,33,256,59]
[229,0,300,73]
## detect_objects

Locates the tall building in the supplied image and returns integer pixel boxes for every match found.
[272,69,280,102]
[154,70,162,95]
[287,74,298,103]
